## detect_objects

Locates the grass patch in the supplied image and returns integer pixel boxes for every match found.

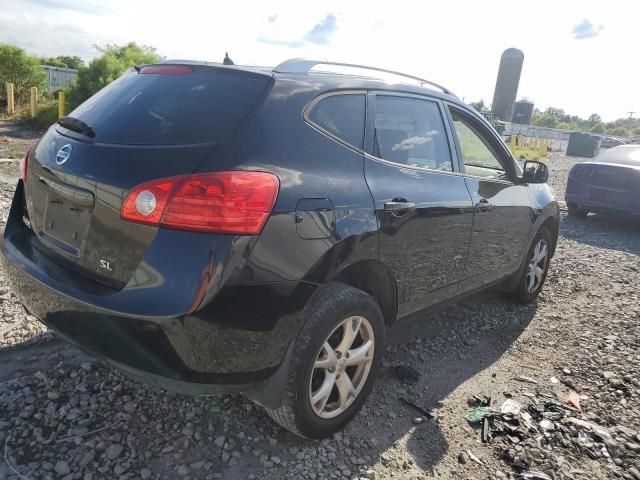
[16,101,59,131]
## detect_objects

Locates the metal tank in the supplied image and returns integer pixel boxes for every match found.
[513,100,534,125]
[491,48,524,122]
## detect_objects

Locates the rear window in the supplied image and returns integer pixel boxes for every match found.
[596,146,640,166]
[68,67,270,145]
[307,94,365,149]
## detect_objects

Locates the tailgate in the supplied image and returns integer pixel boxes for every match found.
[25,134,215,286]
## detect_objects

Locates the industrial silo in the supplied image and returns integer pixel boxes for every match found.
[513,100,534,125]
[491,48,524,122]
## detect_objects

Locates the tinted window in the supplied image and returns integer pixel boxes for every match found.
[68,67,269,145]
[374,96,452,171]
[307,94,365,149]
[450,111,505,178]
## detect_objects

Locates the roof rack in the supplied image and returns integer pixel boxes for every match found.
[273,58,456,97]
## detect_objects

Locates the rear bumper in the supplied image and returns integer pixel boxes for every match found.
[0,184,317,404]
[565,192,640,216]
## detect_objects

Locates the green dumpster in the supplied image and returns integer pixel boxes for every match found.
[566,132,601,158]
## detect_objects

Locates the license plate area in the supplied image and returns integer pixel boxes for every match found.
[40,190,94,257]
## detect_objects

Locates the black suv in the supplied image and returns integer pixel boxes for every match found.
[0,59,559,438]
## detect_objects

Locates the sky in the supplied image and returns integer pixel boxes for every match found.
[1,0,637,121]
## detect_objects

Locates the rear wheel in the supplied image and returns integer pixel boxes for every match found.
[567,203,588,218]
[265,283,384,438]
[511,228,553,304]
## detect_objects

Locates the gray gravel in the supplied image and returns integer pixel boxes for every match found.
[0,146,639,480]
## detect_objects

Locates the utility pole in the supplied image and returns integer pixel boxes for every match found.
[629,111,635,118]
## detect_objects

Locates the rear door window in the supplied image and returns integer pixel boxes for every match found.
[67,66,270,145]
[307,94,366,149]
[373,96,453,171]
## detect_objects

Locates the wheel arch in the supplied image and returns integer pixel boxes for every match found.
[329,260,398,327]
[539,215,559,257]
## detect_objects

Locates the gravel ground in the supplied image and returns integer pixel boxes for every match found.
[0,140,639,480]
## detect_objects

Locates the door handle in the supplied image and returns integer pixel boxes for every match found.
[384,200,416,212]
[475,198,493,213]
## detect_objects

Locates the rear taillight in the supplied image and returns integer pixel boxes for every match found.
[121,171,280,234]
[20,142,36,182]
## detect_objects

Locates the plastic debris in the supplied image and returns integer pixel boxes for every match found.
[469,394,492,406]
[514,375,538,384]
[394,365,420,385]
[577,430,590,445]
[566,390,581,412]
[466,449,483,465]
[520,411,536,430]
[465,406,493,423]
[482,417,491,443]
[539,419,555,431]
[550,376,559,384]
[500,399,522,416]
[398,397,433,419]
[515,471,552,480]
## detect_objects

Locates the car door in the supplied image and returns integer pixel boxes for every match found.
[363,93,474,318]
[446,105,532,292]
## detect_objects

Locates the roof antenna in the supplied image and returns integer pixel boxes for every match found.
[223,52,234,65]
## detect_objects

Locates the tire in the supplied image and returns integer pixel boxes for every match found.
[265,283,385,438]
[511,228,553,304]
[567,203,588,218]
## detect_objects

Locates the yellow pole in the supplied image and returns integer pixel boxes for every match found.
[30,87,38,117]
[58,90,65,118]
[6,83,14,115]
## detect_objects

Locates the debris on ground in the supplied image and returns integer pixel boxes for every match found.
[465,406,494,423]
[514,376,539,385]
[394,365,421,385]
[398,397,433,419]
[565,390,581,412]
[515,471,552,480]
[463,386,640,477]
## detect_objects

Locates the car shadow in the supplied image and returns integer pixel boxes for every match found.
[360,290,536,474]
[561,213,640,255]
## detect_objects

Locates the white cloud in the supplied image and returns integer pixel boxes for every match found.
[0,0,636,120]
[572,19,604,39]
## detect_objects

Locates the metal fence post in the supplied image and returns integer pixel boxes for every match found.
[30,87,38,117]
[6,83,15,115]
[58,90,65,118]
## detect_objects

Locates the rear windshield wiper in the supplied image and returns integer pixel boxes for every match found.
[57,116,95,138]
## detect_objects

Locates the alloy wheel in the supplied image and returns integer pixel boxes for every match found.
[526,238,548,293]
[309,316,375,419]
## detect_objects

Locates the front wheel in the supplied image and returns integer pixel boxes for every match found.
[511,228,553,303]
[265,283,385,438]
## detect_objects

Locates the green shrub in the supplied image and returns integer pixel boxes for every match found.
[17,102,59,131]
[68,42,161,110]
[0,44,46,104]
[607,126,628,137]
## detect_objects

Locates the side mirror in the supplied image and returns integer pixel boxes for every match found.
[522,160,549,184]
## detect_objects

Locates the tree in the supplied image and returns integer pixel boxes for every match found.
[56,55,84,69]
[41,55,84,69]
[39,57,67,68]
[537,114,559,128]
[608,126,628,137]
[589,122,605,134]
[469,99,487,112]
[587,113,601,125]
[0,44,46,102]
[68,42,161,109]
